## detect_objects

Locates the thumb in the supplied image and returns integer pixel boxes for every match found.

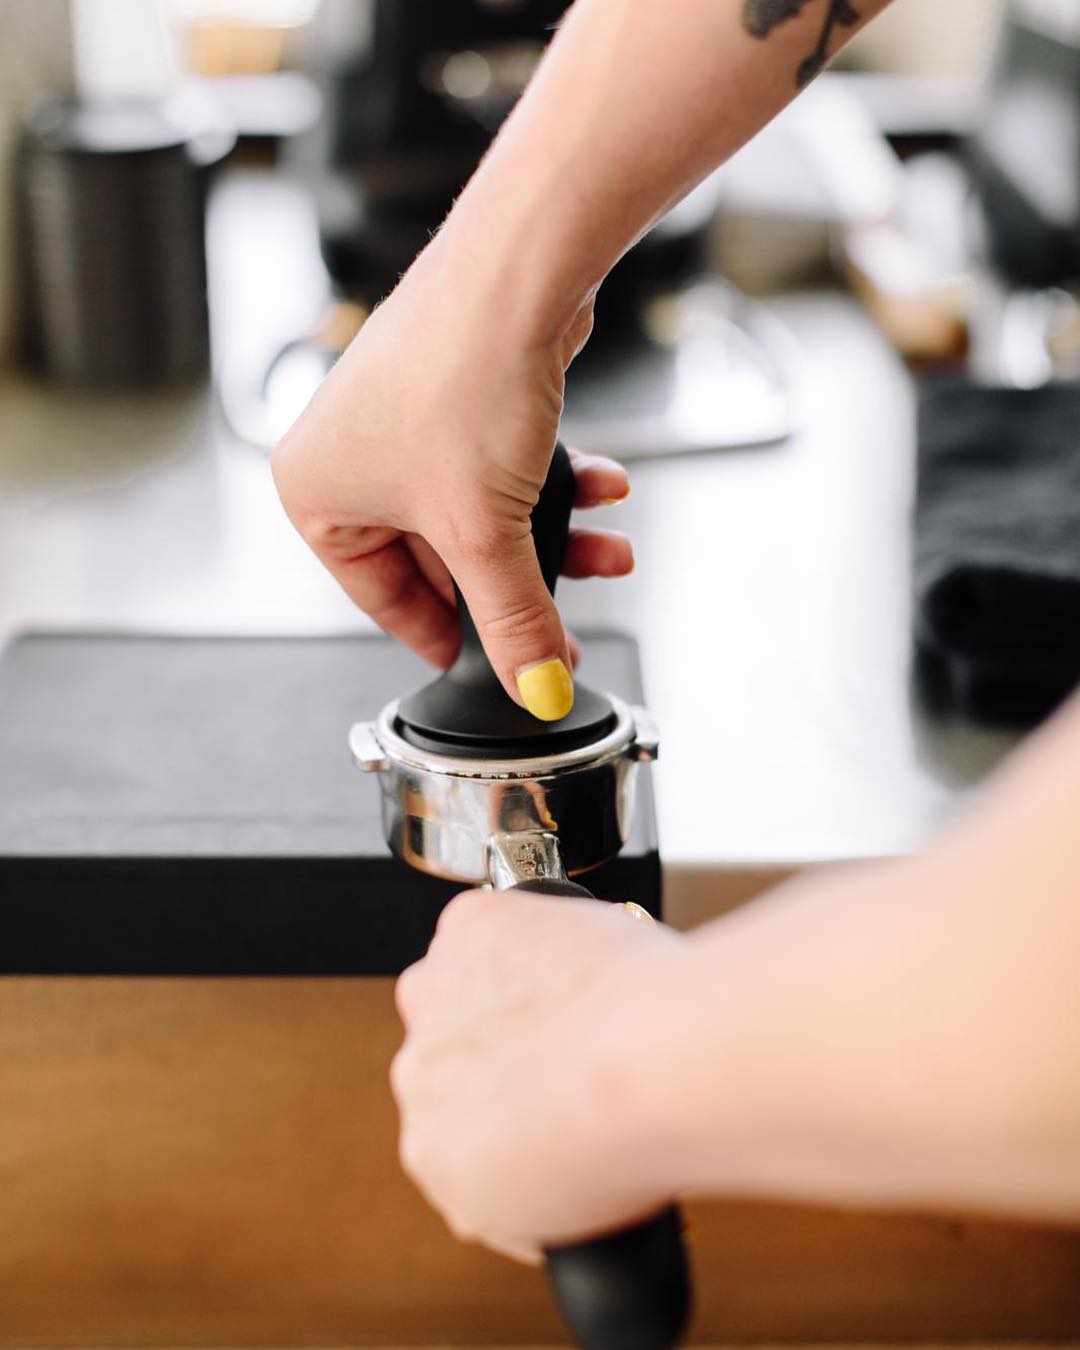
[451,527,574,722]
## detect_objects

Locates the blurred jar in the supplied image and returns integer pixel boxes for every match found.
[0,0,74,365]
[20,95,231,388]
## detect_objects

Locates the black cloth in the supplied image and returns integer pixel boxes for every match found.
[915,379,1080,726]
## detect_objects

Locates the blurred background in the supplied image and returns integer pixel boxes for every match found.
[5,0,1080,870]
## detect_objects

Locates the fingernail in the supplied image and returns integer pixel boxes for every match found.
[600,496,626,506]
[516,657,574,721]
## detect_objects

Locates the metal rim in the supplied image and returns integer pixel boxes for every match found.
[373,695,637,779]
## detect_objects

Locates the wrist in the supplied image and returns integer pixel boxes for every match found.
[641,856,1015,1215]
[570,934,703,1204]
[421,150,600,353]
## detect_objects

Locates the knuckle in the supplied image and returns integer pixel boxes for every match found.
[398,1126,427,1181]
[373,567,425,626]
[268,430,294,488]
[388,1046,413,1102]
[445,1211,478,1244]
[435,887,491,936]
[450,518,509,569]
[394,962,424,1022]
[269,437,309,524]
[477,597,552,646]
[569,306,595,358]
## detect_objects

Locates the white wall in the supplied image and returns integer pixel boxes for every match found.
[848,0,1005,79]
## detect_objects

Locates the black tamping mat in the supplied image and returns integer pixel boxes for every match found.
[0,632,660,976]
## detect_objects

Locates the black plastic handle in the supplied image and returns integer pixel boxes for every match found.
[451,440,576,698]
[546,1204,689,1350]
[511,879,691,1350]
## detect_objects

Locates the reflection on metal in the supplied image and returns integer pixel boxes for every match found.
[350,695,657,885]
[997,287,1080,387]
[563,280,797,460]
[419,41,543,115]
[487,830,563,889]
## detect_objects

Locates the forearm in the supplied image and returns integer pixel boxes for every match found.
[433,0,896,340]
[614,696,1080,1223]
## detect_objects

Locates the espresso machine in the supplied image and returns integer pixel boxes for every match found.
[308,0,568,303]
[230,0,792,456]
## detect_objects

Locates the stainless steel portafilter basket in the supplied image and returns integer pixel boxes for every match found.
[349,693,657,887]
[351,442,690,1350]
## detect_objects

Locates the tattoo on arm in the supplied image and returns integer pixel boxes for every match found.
[743,0,860,86]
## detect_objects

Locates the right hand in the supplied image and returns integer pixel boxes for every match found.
[271,237,633,720]
[392,886,684,1262]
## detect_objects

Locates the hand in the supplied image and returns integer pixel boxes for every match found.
[271,236,633,721]
[391,887,685,1263]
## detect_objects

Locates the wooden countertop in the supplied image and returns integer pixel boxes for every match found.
[5,969,1080,1346]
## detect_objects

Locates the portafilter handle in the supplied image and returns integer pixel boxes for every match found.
[506,874,691,1350]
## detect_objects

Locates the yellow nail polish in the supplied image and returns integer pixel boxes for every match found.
[516,657,574,722]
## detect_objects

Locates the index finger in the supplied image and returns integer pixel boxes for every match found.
[322,534,460,669]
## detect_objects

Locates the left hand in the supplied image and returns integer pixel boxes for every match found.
[391,887,684,1263]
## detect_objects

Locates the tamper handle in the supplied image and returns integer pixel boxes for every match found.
[511,878,691,1350]
[451,441,575,691]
